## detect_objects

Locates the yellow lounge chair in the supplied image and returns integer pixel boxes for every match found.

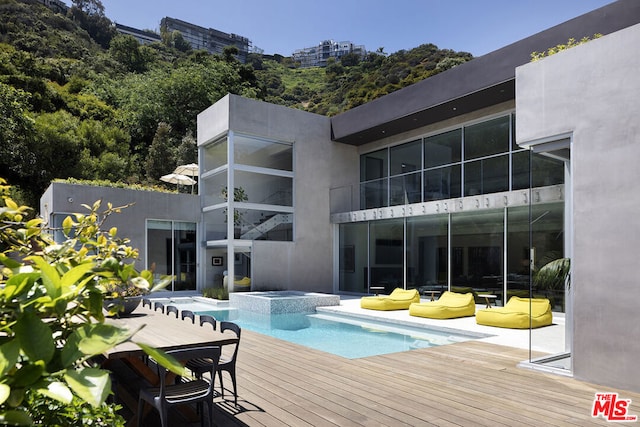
[360,288,420,311]
[476,296,552,329]
[409,291,475,319]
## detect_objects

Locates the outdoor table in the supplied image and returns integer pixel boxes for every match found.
[102,306,238,425]
[477,294,497,308]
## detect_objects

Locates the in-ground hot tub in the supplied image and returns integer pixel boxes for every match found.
[229,291,340,314]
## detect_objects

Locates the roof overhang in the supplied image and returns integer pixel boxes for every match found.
[330,0,640,146]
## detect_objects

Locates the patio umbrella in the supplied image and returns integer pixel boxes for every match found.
[173,163,199,194]
[173,163,199,177]
[160,173,196,191]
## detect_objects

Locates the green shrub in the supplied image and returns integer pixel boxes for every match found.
[202,286,229,300]
[0,177,182,425]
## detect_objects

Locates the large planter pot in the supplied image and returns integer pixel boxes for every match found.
[104,296,142,317]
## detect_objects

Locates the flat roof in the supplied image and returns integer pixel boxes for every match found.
[330,0,640,146]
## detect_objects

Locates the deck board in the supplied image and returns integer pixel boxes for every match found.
[206,329,640,426]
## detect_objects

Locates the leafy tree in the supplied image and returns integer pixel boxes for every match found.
[68,0,116,48]
[175,131,197,166]
[145,122,176,183]
[108,34,153,73]
[0,179,181,425]
[0,83,36,189]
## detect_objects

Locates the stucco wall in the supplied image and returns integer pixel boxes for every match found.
[40,183,200,272]
[516,24,640,391]
[198,95,359,293]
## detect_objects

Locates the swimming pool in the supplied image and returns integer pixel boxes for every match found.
[149,296,485,359]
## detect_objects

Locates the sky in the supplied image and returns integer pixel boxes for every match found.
[98,0,616,57]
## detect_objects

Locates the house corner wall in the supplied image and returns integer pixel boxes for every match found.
[516,24,640,392]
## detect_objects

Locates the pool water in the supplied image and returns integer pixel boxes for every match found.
[194,307,477,359]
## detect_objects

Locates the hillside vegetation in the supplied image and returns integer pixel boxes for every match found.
[0,0,473,207]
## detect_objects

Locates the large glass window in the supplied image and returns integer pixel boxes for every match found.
[406,215,448,292]
[234,134,293,171]
[234,170,293,206]
[425,129,461,168]
[369,219,404,294]
[464,154,509,196]
[451,210,504,303]
[360,149,387,181]
[357,114,564,209]
[339,222,368,293]
[464,116,510,160]
[361,179,387,209]
[389,172,421,206]
[147,220,196,292]
[202,137,227,173]
[424,165,461,201]
[390,139,421,175]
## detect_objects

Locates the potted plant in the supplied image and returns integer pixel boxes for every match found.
[93,228,171,316]
[221,186,248,237]
[534,257,571,309]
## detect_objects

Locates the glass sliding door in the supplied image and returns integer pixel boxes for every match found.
[406,215,448,293]
[451,210,504,304]
[369,219,404,294]
[147,220,196,292]
[339,222,368,293]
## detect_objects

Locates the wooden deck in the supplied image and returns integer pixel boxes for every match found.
[206,329,640,426]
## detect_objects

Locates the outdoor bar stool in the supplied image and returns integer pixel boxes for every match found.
[154,302,164,313]
[199,314,216,330]
[181,310,195,324]
[166,305,178,318]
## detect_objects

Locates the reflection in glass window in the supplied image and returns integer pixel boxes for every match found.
[361,179,387,209]
[389,172,421,206]
[407,215,448,290]
[147,220,196,292]
[360,149,387,181]
[202,137,227,173]
[464,155,509,196]
[339,222,368,293]
[425,129,461,168]
[369,219,404,293]
[464,116,510,160]
[234,134,292,171]
[390,140,421,175]
[424,165,461,201]
[234,170,293,206]
[451,210,504,302]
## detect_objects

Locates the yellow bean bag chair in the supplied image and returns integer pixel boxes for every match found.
[409,291,475,319]
[476,296,552,329]
[223,275,251,291]
[360,288,420,311]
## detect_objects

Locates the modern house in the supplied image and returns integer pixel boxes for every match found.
[41,0,640,392]
[292,40,367,67]
[115,23,162,45]
[160,17,251,62]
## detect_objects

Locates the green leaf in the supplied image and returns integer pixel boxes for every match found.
[2,273,37,299]
[0,409,32,426]
[60,262,94,293]
[0,339,20,376]
[0,253,21,269]
[12,362,44,388]
[64,367,111,407]
[28,256,61,298]
[15,312,55,363]
[0,383,10,405]
[62,215,74,236]
[37,381,73,404]
[77,324,135,356]
[137,342,186,376]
